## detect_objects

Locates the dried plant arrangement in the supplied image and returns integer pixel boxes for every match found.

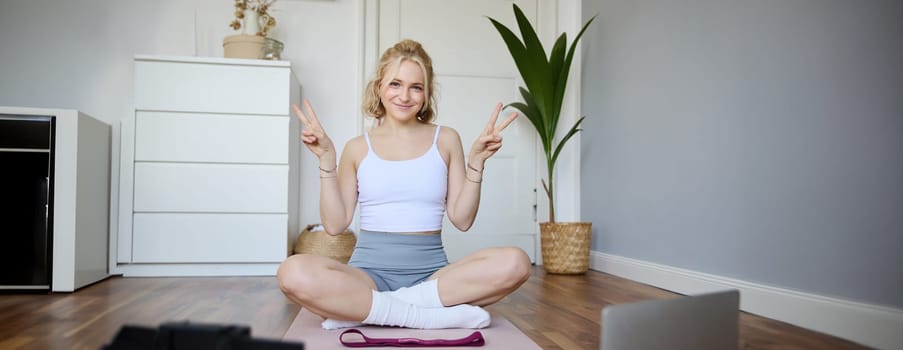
[229,0,278,36]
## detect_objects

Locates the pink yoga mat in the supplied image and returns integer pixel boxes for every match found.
[283,308,541,349]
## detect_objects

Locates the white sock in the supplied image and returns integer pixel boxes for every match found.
[387,279,444,308]
[322,279,444,329]
[362,290,490,329]
[321,318,365,330]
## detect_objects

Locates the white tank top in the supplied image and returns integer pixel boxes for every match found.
[357,126,447,232]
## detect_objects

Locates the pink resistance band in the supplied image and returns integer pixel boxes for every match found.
[339,328,486,347]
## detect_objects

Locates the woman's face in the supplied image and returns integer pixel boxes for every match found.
[380,59,426,122]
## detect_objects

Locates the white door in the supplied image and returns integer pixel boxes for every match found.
[375,0,539,262]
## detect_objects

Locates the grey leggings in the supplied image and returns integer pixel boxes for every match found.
[348,230,449,291]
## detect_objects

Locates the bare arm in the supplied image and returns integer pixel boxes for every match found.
[444,128,478,231]
[293,100,359,235]
[318,141,360,234]
[445,103,518,231]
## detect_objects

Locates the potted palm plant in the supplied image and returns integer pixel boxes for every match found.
[488,4,595,274]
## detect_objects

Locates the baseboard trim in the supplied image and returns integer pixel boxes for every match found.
[590,251,903,350]
[114,263,279,277]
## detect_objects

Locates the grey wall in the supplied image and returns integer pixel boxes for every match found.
[580,0,903,309]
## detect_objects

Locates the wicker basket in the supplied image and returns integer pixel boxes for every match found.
[540,222,592,274]
[293,224,357,263]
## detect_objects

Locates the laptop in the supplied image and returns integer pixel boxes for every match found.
[601,290,740,350]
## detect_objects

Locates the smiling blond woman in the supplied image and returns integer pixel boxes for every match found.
[277,39,531,330]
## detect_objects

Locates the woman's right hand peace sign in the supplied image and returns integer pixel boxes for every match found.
[293,99,336,161]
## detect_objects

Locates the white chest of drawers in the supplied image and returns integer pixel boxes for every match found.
[116,55,300,276]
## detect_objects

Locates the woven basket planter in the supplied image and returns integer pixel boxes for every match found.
[540,222,592,274]
[293,224,356,263]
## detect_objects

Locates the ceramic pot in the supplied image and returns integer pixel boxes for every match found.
[223,34,265,59]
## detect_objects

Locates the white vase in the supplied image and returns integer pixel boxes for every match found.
[243,9,261,35]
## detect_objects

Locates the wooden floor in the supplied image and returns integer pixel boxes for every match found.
[0,266,867,349]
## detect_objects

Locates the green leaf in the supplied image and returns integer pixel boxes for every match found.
[487,17,529,78]
[519,88,551,153]
[508,101,544,144]
[552,15,596,132]
[551,116,586,166]
[547,33,567,135]
[512,4,547,65]
[488,14,550,119]
[509,88,550,152]
[548,33,567,93]
[511,4,551,116]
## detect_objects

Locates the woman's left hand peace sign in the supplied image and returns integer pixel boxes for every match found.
[469,102,518,166]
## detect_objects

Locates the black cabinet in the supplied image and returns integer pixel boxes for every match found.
[0,115,54,290]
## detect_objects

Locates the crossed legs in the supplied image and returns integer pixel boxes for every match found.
[276,246,531,327]
[429,247,532,306]
[277,253,375,321]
